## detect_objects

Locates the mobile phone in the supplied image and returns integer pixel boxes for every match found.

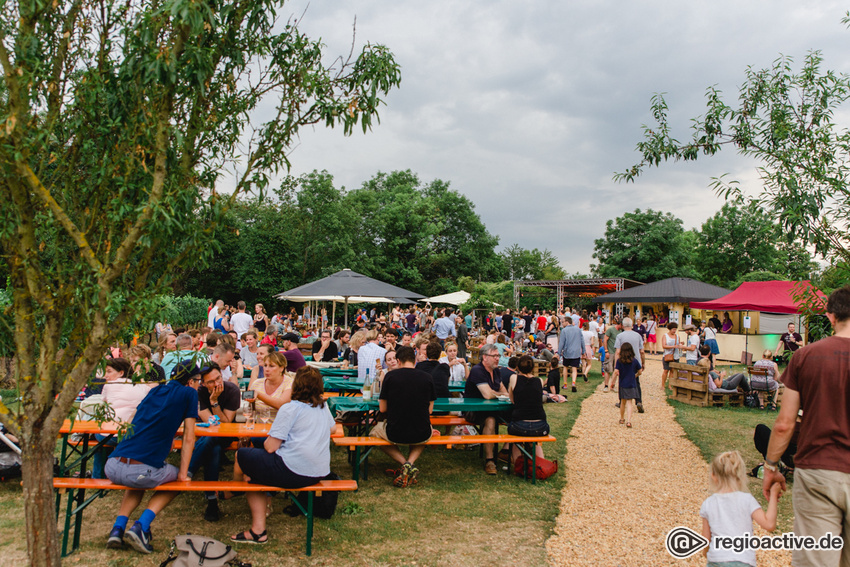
[242,390,255,400]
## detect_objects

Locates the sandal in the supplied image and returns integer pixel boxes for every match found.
[231,529,268,545]
[618,419,625,425]
[626,422,632,428]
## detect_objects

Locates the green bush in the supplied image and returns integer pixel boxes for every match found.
[151,294,209,329]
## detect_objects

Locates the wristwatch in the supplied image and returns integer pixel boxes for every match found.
[764,458,778,473]
[211,402,220,408]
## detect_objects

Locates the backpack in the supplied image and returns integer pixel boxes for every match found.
[158,534,248,567]
[286,472,341,519]
[744,392,762,409]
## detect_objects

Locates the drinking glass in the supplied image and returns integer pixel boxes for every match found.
[258,406,271,425]
[243,403,254,430]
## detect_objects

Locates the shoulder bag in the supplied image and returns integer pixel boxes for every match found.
[159,534,247,567]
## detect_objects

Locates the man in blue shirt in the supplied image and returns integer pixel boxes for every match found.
[558,317,585,393]
[160,333,208,378]
[433,309,457,346]
[104,360,202,555]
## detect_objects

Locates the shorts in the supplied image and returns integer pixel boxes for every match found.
[791,468,850,567]
[563,357,581,369]
[646,334,656,344]
[507,420,549,437]
[618,387,639,400]
[105,458,178,489]
[662,359,672,371]
[235,448,323,489]
[370,420,432,445]
[605,356,615,375]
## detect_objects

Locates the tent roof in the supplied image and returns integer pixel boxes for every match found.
[423,290,471,305]
[275,269,425,302]
[690,281,826,314]
[593,277,731,304]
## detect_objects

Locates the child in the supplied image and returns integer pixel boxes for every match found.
[614,343,641,427]
[700,451,780,566]
[545,358,567,403]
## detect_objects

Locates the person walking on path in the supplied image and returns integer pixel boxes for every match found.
[558,317,585,393]
[613,343,641,427]
[614,317,645,413]
[762,285,850,567]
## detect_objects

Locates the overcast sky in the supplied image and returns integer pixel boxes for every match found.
[272,0,850,274]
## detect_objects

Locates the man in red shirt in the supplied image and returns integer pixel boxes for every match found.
[763,285,850,567]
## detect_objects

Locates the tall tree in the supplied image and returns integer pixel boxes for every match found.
[694,202,814,288]
[500,244,565,281]
[0,1,400,564]
[592,209,695,282]
[616,47,850,265]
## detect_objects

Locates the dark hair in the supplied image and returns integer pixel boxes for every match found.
[699,344,711,356]
[237,301,246,310]
[106,358,132,379]
[618,343,635,364]
[291,366,325,408]
[396,345,415,364]
[199,362,222,383]
[827,285,850,322]
[402,331,412,338]
[507,356,518,370]
[549,357,560,369]
[517,355,534,374]
[666,322,678,330]
[426,342,442,360]
[206,332,220,348]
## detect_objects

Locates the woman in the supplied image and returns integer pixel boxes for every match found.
[703,320,720,369]
[249,344,275,385]
[657,311,669,327]
[580,321,597,379]
[154,320,173,341]
[645,315,658,355]
[445,342,469,382]
[495,333,512,368]
[660,322,681,389]
[545,315,560,352]
[213,305,230,333]
[721,312,734,334]
[247,352,293,420]
[151,332,176,365]
[379,349,399,383]
[507,355,548,463]
[261,324,281,347]
[253,304,269,337]
[127,344,166,383]
[752,350,781,410]
[231,366,334,545]
[240,331,261,372]
[347,331,368,368]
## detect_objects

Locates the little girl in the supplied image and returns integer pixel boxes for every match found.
[613,343,641,427]
[700,451,781,566]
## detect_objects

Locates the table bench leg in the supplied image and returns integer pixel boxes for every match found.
[286,490,316,556]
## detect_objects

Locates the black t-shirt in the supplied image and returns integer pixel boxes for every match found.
[511,374,546,421]
[709,316,721,330]
[198,380,241,413]
[503,314,513,333]
[380,367,436,444]
[546,368,560,395]
[523,315,534,330]
[415,360,451,398]
[464,363,502,399]
[311,340,339,362]
[144,362,166,383]
[781,332,803,352]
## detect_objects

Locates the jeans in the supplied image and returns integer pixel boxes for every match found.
[721,372,750,393]
[188,436,235,498]
[92,434,116,479]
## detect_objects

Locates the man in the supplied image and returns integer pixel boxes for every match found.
[502,309,513,338]
[280,332,306,371]
[464,310,474,330]
[383,331,398,352]
[709,312,722,331]
[335,329,351,353]
[558,316,585,393]
[570,310,581,327]
[401,331,413,348]
[775,322,804,358]
[312,329,339,362]
[464,344,510,475]
[433,308,457,346]
[680,324,700,366]
[104,361,200,554]
[521,308,533,338]
[456,315,469,360]
[536,311,549,339]
[209,342,236,384]
[207,299,224,329]
[187,362,236,522]
[358,329,387,381]
[416,342,451,398]
[406,308,418,333]
[763,285,850,567]
[229,301,253,339]
[494,311,503,332]
[370,346,436,487]
[603,317,622,389]
[161,334,208,378]
[614,317,646,411]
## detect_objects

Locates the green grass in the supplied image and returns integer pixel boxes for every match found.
[669,397,794,532]
[0,371,604,566]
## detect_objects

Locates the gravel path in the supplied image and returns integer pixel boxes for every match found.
[545,358,791,567]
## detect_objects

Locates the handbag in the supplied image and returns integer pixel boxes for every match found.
[158,535,246,567]
[514,456,558,480]
[744,392,762,409]
[663,353,674,362]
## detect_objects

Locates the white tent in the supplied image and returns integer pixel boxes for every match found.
[422,290,471,305]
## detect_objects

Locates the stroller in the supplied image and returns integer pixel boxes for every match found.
[0,422,22,481]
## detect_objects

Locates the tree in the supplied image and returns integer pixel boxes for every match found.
[592,209,696,282]
[694,202,815,288]
[0,2,400,564]
[616,48,850,265]
[500,244,565,281]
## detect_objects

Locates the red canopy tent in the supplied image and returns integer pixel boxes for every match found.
[690,280,826,314]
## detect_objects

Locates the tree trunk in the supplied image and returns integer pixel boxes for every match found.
[21,435,61,567]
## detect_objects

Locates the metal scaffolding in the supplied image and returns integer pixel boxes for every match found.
[512,277,642,317]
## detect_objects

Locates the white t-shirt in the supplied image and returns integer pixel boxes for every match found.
[582,330,595,350]
[588,320,598,335]
[207,308,218,329]
[230,312,253,338]
[448,361,466,382]
[700,491,761,566]
[686,334,700,362]
[704,327,717,341]
[270,400,334,478]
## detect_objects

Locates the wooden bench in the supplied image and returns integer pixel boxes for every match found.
[53,477,357,557]
[333,434,556,483]
[668,363,744,408]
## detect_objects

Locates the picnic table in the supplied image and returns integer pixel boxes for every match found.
[323,377,466,396]
[326,396,512,414]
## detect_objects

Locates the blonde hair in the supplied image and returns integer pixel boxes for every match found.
[762,349,772,359]
[709,451,748,493]
[349,331,368,351]
[365,329,379,342]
